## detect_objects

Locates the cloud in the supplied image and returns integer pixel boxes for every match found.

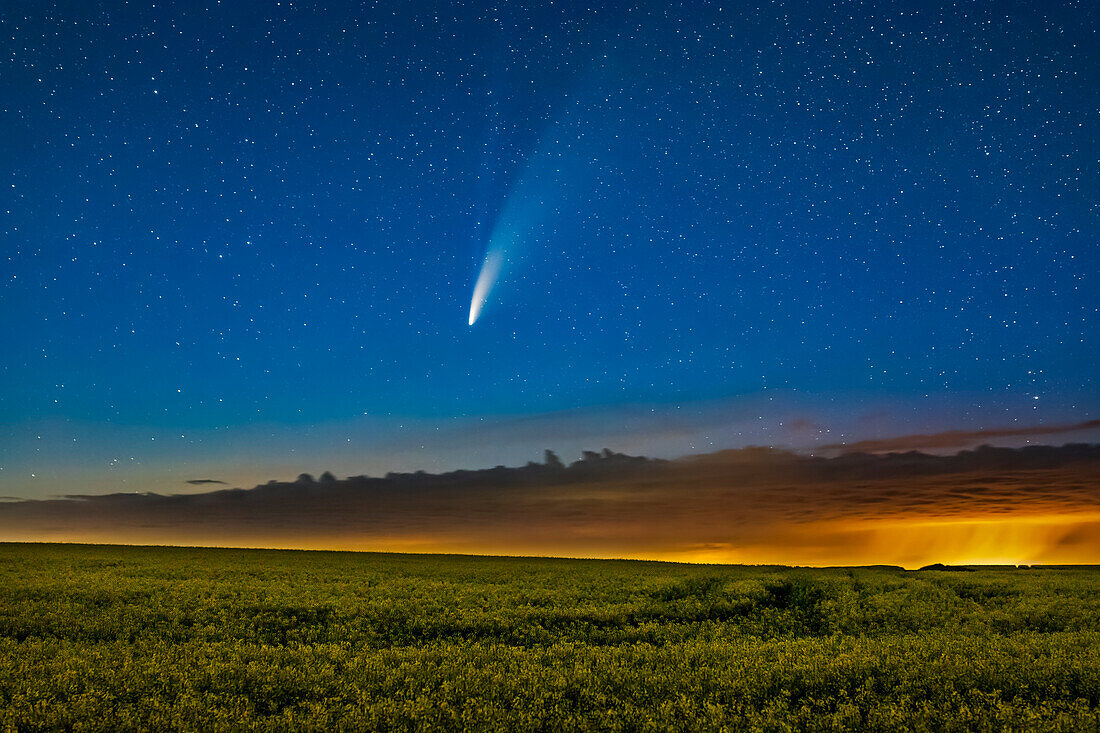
[185,479,228,485]
[0,443,1097,567]
[821,420,1100,454]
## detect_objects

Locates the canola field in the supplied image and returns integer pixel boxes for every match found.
[0,543,1097,731]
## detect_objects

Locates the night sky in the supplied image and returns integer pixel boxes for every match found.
[2,1,1096,501]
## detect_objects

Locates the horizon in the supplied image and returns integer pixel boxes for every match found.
[4,539,1099,572]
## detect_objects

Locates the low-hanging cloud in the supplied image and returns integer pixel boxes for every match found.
[1,443,1097,568]
[822,420,1100,455]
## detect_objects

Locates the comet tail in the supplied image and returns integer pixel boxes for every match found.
[468,249,503,326]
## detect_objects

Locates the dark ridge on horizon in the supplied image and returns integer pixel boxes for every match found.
[13,441,1100,508]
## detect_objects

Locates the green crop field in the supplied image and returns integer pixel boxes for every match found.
[0,544,1097,731]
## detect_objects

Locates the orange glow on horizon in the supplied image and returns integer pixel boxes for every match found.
[3,511,1098,569]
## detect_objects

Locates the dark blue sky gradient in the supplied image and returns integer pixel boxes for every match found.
[1,1,1096,497]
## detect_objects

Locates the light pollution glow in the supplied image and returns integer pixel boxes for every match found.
[2,513,1096,570]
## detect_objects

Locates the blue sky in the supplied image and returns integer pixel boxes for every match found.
[1,0,1096,499]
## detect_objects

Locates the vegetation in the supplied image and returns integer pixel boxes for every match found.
[0,544,1097,731]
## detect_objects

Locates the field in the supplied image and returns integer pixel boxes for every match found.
[0,544,1098,731]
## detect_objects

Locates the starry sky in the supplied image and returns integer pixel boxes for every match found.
[1,1,1096,500]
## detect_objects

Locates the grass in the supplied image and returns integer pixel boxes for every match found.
[0,543,1097,731]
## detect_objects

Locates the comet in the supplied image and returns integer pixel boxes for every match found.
[466,201,529,327]
[468,248,503,326]
[466,63,622,327]
[465,173,564,326]
[465,102,580,327]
